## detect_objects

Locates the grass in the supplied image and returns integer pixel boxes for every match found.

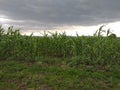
[0,58,120,90]
[0,26,120,90]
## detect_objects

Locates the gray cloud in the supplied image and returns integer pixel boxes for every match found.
[0,0,120,30]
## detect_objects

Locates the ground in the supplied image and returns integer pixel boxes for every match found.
[0,57,120,90]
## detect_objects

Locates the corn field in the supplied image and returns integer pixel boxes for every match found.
[0,26,120,66]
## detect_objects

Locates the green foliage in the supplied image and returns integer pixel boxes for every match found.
[0,24,120,90]
[0,60,120,90]
[0,26,120,66]
[94,25,106,37]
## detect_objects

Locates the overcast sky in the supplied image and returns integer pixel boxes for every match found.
[0,0,120,36]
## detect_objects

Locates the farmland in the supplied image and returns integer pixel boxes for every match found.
[0,26,120,90]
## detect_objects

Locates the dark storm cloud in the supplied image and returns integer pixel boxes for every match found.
[0,0,120,29]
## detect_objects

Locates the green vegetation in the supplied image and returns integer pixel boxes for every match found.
[0,26,120,90]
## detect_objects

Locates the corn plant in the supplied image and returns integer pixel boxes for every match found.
[0,26,119,66]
